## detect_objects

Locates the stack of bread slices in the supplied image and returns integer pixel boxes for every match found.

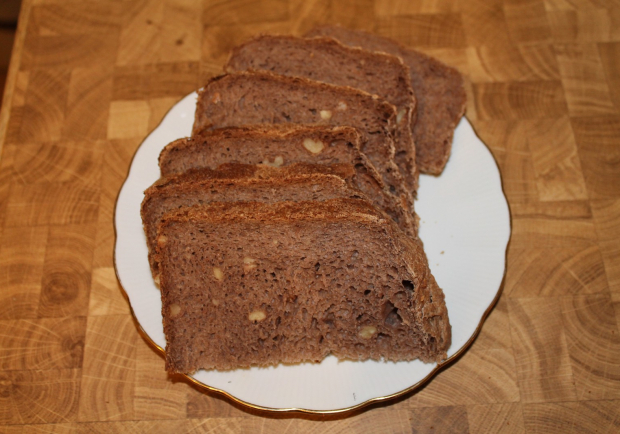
[141,27,466,374]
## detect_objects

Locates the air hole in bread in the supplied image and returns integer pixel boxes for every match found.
[323,312,335,329]
[428,337,437,353]
[382,301,403,328]
[377,333,390,345]
[402,280,415,292]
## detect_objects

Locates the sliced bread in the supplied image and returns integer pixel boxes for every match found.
[158,124,417,235]
[306,26,466,175]
[157,198,451,372]
[160,125,367,177]
[192,71,413,206]
[225,35,418,191]
[142,162,416,277]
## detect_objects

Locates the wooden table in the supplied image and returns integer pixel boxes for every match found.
[1,0,619,432]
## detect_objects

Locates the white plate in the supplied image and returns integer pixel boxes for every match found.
[114,92,511,413]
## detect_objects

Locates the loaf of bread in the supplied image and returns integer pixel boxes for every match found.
[225,35,418,191]
[306,26,466,175]
[192,71,414,208]
[156,198,451,372]
[158,125,417,235]
[139,30,458,374]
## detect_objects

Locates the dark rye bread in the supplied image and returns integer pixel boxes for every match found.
[306,26,467,175]
[158,125,417,236]
[142,162,416,277]
[225,35,418,191]
[192,71,414,208]
[156,198,451,372]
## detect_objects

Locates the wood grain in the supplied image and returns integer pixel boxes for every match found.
[555,43,616,116]
[0,225,48,320]
[572,116,620,199]
[0,369,82,425]
[78,314,137,422]
[466,402,526,434]
[0,0,619,431]
[591,199,620,292]
[508,297,577,403]
[523,400,620,433]
[560,293,620,401]
[0,316,85,371]
[466,44,560,83]
[39,223,96,318]
[599,42,620,110]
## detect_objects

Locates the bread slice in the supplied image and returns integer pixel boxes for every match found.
[142,162,416,277]
[158,125,417,235]
[162,125,366,176]
[225,35,418,191]
[192,71,413,207]
[156,198,451,372]
[306,26,466,175]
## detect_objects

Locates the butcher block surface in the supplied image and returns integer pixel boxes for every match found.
[0,0,619,432]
